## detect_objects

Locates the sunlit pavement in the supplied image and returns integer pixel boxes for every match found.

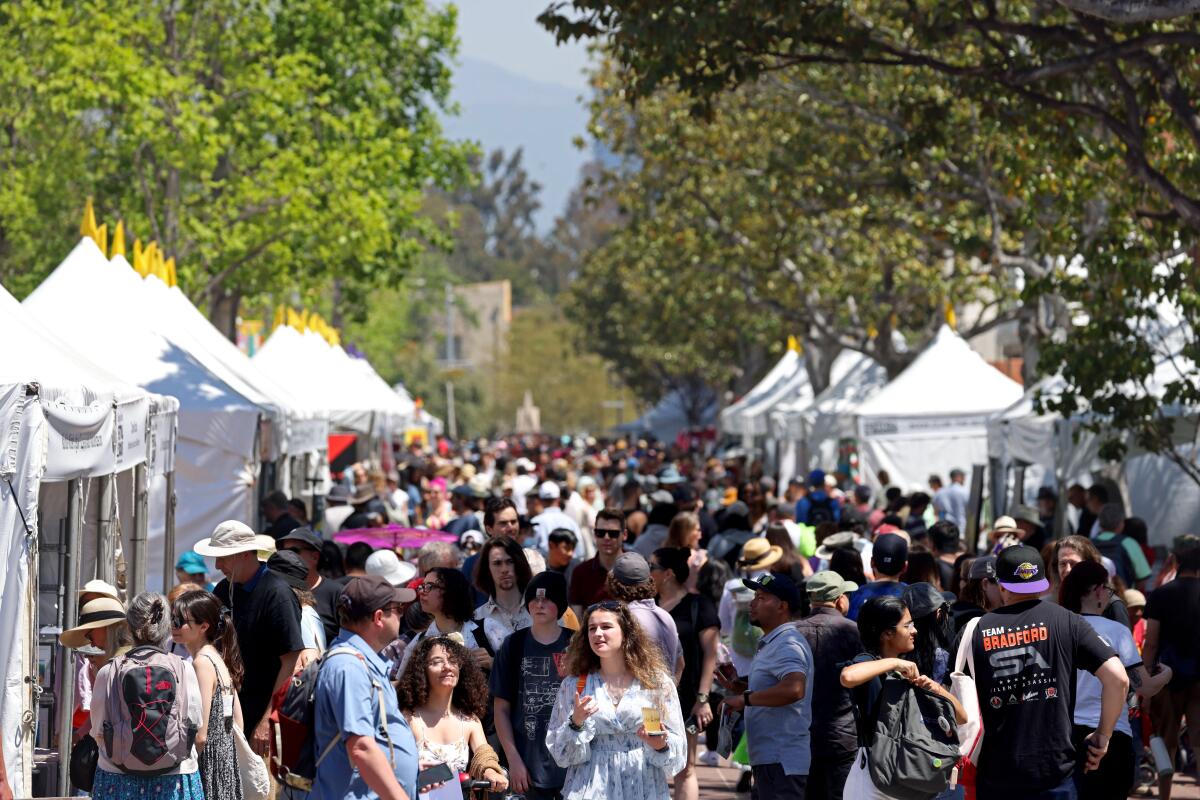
[693,755,1200,798]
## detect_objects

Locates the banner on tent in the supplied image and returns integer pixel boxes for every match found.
[147,406,177,476]
[861,414,993,438]
[41,398,114,479]
[113,397,149,472]
[289,417,330,455]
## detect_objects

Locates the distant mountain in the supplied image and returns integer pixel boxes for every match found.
[442,57,592,232]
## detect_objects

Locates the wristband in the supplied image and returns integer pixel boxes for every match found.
[568,718,584,732]
[696,692,709,704]
[743,689,753,708]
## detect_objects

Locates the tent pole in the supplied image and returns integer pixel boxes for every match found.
[162,470,177,593]
[96,473,115,585]
[56,477,84,795]
[131,463,148,593]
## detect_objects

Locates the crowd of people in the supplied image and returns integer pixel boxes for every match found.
[54,436,1200,800]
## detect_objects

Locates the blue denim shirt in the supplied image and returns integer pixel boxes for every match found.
[314,631,418,800]
[746,624,814,776]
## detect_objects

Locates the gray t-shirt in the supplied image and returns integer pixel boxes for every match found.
[628,599,682,676]
[746,624,814,775]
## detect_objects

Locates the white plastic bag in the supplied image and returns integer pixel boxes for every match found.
[948,615,983,764]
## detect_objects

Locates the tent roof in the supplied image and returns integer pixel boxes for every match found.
[0,280,145,408]
[22,238,266,417]
[719,348,800,430]
[856,325,1023,418]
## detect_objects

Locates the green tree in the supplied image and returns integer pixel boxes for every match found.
[0,0,469,336]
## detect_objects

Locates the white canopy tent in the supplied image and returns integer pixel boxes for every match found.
[719,347,801,443]
[0,275,178,798]
[23,238,264,586]
[772,350,888,485]
[988,360,1200,546]
[855,325,1024,491]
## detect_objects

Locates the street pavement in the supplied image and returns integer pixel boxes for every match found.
[693,755,1200,798]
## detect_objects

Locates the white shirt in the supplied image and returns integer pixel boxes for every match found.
[474,597,532,652]
[1074,614,1139,736]
[530,507,581,554]
[512,475,538,515]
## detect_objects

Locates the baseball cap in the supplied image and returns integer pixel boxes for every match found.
[806,570,858,602]
[276,526,323,552]
[903,582,949,620]
[537,481,561,500]
[612,552,651,585]
[967,555,997,581]
[742,573,802,610]
[339,575,416,617]
[808,469,826,488]
[872,533,908,576]
[996,545,1050,594]
[175,551,207,575]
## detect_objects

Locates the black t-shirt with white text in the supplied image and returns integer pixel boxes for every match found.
[970,599,1114,797]
[488,628,573,790]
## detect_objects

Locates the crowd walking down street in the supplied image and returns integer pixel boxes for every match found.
[45,439,1200,800]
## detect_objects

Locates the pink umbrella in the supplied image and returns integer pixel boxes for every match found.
[333,525,458,550]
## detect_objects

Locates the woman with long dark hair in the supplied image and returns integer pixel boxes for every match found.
[901,583,954,685]
[171,590,245,800]
[840,596,966,799]
[548,602,686,799]
[397,636,508,792]
[1059,561,1171,800]
[402,566,490,671]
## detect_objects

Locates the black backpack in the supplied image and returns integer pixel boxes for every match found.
[1095,534,1135,586]
[807,495,836,526]
[859,677,960,800]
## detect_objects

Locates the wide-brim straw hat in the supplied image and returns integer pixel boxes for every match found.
[77,579,121,602]
[738,537,783,571]
[194,520,260,557]
[60,597,126,649]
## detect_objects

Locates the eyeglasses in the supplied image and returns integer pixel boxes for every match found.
[381,603,404,616]
[594,529,623,540]
[587,600,622,614]
[418,582,445,594]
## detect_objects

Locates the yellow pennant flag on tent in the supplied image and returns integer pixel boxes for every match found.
[165,257,177,287]
[944,300,957,330]
[80,197,98,240]
[111,220,126,259]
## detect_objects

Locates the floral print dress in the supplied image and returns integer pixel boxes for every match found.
[547,671,687,800]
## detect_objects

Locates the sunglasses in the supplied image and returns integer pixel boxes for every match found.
[170,614,191,629]
[587,600,622,614]
[418,582,445,594]
[594,529,623,540]
[280,546,315,556]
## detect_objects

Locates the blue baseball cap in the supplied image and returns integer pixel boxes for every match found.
[175,551,207,575]
[743,573,802,611]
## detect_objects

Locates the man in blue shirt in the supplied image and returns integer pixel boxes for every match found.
[722,573,813,800]
[846,532,909,621]
[794,469,841,526]
[315,575,419,800]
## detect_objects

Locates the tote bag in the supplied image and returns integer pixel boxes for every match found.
[234,723,272,800]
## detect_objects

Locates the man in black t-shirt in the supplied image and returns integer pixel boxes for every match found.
[196,520,305,756]
[490,571,573,800]
[276,526,345,643]
[969,545,1125,800]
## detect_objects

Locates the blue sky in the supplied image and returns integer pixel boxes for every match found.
[441,0,596,230]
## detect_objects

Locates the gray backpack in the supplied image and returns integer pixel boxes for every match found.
[865,677,960,800]
[101,645,197,774]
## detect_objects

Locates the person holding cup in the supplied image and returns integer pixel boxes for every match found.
[548,601,686,799]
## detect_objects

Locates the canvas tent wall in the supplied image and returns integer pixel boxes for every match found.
[855,325,1023,492]
[719,347,801,445]
[23,238,263,588]
[771,350,887,486]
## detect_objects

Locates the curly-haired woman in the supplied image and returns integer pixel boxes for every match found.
[397,635,508,792]
[548,601,686,799]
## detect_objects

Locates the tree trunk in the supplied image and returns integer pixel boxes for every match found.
[208,286,241,342]
[330,277,344,330]
[801,333,842,395]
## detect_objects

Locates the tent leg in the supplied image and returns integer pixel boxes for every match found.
[132,463,148,593]
[56,477,84,795]
[162,470,176,594]
[96,474,114,585]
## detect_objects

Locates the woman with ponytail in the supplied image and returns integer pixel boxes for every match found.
[171,589,245,800]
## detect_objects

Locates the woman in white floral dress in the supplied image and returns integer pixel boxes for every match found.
[548,601,686,800]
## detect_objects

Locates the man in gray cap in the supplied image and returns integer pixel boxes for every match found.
[605,552,684,682]
[794,572,862,800]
